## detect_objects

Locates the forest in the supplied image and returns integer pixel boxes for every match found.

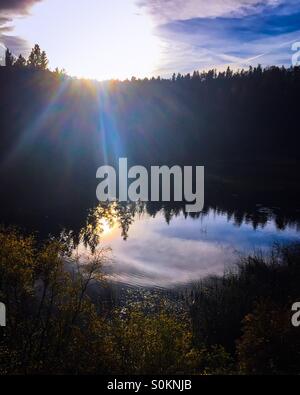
[1,44,300,375]
[1,45,300,235]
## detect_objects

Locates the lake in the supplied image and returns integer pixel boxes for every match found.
[76,202,300,288]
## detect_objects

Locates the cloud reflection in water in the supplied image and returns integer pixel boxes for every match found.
[94,209,300,288]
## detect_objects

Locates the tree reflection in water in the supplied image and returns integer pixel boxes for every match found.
[58,201,143,253]
[58,199,300,254]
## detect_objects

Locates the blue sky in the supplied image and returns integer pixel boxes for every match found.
[0,0,300,79]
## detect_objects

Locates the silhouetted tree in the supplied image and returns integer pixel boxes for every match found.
[226,66,233,78]
[176,73,182,81]
[27,44,48,69]
[41,50,49,70]
[5,48,15,67]
[54,67,66,76]
[14,54,27,68]
[192,70,200,80]
[27,44,42,68]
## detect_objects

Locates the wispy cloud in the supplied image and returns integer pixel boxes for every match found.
[137,0,284,23]
[137,0,300,75]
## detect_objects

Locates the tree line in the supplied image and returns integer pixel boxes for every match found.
[5,44,49,70]
[3,44,66,75]
[3,42,296,84]
[0,57,300,227]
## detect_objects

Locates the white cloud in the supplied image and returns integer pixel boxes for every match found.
[137,0,283,23]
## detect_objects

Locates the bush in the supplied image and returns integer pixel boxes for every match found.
[237,300,300,374]
[0,228,110,374]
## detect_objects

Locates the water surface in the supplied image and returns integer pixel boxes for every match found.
[88,206,300,288]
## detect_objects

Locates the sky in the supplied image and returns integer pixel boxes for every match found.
[0,0,300,80]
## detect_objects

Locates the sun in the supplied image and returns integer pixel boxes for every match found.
[101,218,114,236]
[13,0,162,80]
